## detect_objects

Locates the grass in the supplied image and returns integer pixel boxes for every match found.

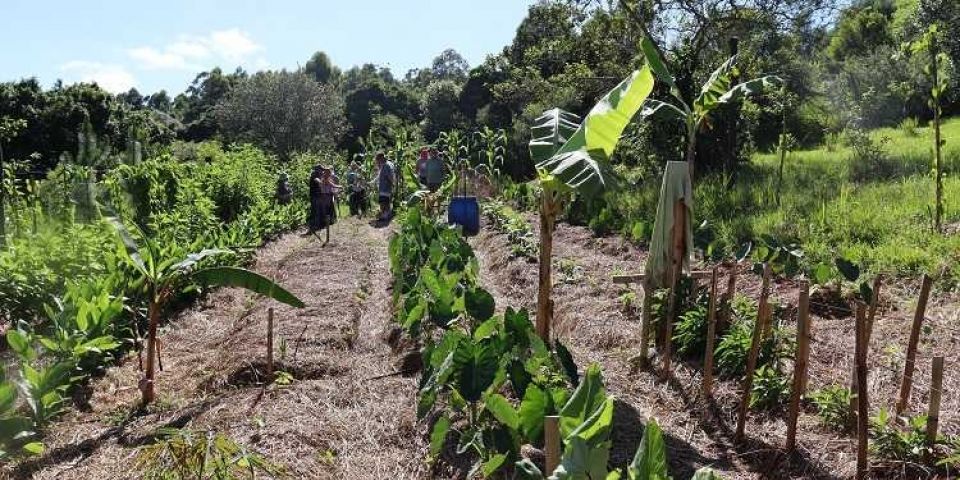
[600,117,960,286]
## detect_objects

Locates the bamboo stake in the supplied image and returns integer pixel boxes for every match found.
[661,262,680,380]
[544,416,560,474]
[865,275,883,344]
[785,281,810,452]
[735,263,771,443]
[925,356,944,452]
[267,307,275,377]
[660,200,687,379]
[719,267,738,334]
[855,303,869,480]
[896,274,933,415]
[702,267,719,397]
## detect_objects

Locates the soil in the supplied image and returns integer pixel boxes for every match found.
[7,213,959,480]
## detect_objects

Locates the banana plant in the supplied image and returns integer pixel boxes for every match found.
[109,218,305,405]
[531,66,655,342]
[637,37,782,181]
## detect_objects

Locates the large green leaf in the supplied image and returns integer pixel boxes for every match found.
[627,418,669,480]
[559,364,606,438]
[518,384,549,441]
[637,99,686,124]
[105,216,148,277]
[567,396,615,447]
[453,340,499,403]
[530,108,582,163]
[486,393,520,430]
[640,36,685,107]
[191,267,305,308]
[552,435,612,480]
[429,415,451,459]
[170,249,231,274]
[715,76,783,106]
[692,55,738,119]
[537,66,655,197]
[0,383,16,414]
[689,467,723,480]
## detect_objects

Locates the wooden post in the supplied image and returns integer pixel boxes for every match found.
[865,275,883,344]
[925,356,944,451]
[735,263,771,442]
[719,267,738,333]
[785,281,810,452]
[544,415,560,475]
[702,267,719,397]
[855,303,869,480]
[267,307,275,377]
[638,278,653,368]
[660,199,687,379]
[660,262,680,380]
[896,274,933,415]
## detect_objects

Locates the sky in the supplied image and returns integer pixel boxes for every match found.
[0,0,535,95]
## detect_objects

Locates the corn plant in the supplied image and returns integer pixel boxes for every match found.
[531,66,655,342]
[109,218,305,405]
[637,37,781,181]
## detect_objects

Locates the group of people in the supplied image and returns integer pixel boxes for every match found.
[274,147,448,234]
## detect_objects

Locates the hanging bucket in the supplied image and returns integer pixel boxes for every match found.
[447,162,480,236]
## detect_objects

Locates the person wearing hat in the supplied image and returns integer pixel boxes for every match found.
[314,165,341,231]
[346,161,367,217]
[276,172,292,205]
[375,152,395,221]
[425,146,446,193]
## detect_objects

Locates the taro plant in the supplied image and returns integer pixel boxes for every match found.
[637,36,782,181]
[0,375,40,458]
[530,65,655,341]
[109,218,305,405]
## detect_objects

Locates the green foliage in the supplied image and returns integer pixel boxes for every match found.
[713,295,794,378]
[749,365,790,410]
[482,200,537,259]
[870,408,934,462]
[810,385,852,430]
[135,428,283,479]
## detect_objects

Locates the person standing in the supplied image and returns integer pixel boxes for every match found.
[317,166,341,229]
[307,165,323,232]
[346,161,367,217]
[416,147,429,187]
[376,152,395,221]
[425,146,446,192]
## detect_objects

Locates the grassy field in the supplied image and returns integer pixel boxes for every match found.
[603,117,960,286]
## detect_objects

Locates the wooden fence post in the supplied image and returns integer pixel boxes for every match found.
[702,267,719,397]
[925,356,944,453]
[855,303,869,480]
[865,275,883,344]
[267,308,275,377]
[896,274,933,415]
[719,267,738,333]
[660,263,680,380]
[638,278,653,368]
[735,263,771,443]
[785,281,810,452]
[544,415,560,475]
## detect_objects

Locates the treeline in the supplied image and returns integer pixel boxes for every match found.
[1,0,957,179]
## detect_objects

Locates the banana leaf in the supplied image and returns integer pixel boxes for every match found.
[530,108,581,163]
[192,267,305,308]
[692,55,738,119]
[536,66,655,197]
[715,76,783,105]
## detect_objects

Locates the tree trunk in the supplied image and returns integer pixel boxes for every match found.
[142,298,159,405]
[686,122,697,183]
[536,193,556,343]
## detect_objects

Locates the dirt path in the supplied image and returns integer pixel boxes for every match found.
[12,218,427,480]
[472,215,960,480]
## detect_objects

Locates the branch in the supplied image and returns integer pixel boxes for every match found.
[618,0,672,73]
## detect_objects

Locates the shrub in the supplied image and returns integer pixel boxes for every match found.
[750,365,790,409]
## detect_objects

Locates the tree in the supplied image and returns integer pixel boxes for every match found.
[421,80,463,139]
[146,90,172,112]
[304,51,341,85]
[216,71,346,159]
[117,88,145,109]
[827,2,894,61]
[431,49,470,83]
[175,67,247,141]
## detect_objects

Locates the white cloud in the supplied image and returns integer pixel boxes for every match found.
[127,29,263,71]
[60,61,136,93]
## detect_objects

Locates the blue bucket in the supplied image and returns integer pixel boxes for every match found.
[448,196,480,236]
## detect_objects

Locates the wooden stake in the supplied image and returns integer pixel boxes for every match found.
[544,415,560,475]
[925,356,944,451]
[865,275,883,345]
[855,303,869,480]
[702,267,719,397]
[719,267,739,334]
[267,307,275,377]
[735,263,771,442]
[638,278,653,368]
[785,281,810,452]
[896,274,933,415]
[660,262,680,380]
[536,194,558,343]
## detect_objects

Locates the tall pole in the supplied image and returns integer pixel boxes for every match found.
[725,37,740,179]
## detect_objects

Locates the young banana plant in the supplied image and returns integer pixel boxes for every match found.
[637,37,782,181]
[530,66,656,342]
[109,218,304,405]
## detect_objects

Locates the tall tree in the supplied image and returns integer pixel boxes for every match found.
[304,51,342,85]
[216,71,346,159]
